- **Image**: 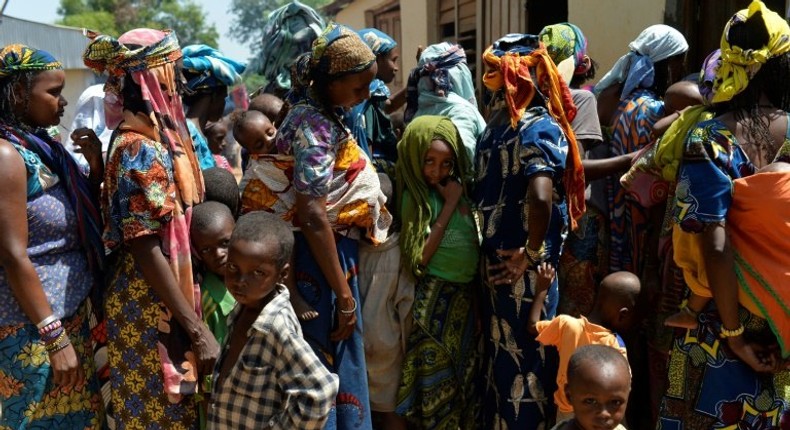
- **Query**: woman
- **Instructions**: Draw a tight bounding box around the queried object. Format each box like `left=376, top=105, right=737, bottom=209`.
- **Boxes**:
left=0, top=44, right=104, bottom=428
left=474, top=33, right=585, bottom=430
left=659, top=2, right=790, bottom=427
left=182, top=44, right=246, bottom=170
left=245, top=23, right=391, bottom=429
left=594, top=24, right=688, bottom=276
left=404, top=42, right=486, bottom=165
left=83, top=29, right=219, bottom=429
left=395, top=116, right=479, bottom=429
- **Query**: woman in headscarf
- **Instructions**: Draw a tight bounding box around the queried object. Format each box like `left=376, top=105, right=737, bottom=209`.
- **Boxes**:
left=0, top=44, right=104, bottom=428
left=240, top=23, right=391, bottom=430
left=658, top=2, right=790, bottom=427
left=474, top=33, right=585, bottom=430
left=394, top=116, right=479, bottom=429
left=182, top=44, right=246, bottom=170
left=594, top=24, right=688, bottom=277
left=83, top=29, right=219, bottom=429
left=404, top=42, right=486, bottom=165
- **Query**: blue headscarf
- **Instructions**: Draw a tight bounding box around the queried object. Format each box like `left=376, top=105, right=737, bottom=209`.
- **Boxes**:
left=358, top=28, right=397, bottom=56
left=182, top=44, right=246, bottom=90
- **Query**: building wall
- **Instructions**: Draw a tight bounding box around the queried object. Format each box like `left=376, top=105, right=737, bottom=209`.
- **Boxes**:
left=61, top=70, right=100, bottom=134
left=569, top=0, right=665, bottom=84
left=334, top=0, right=381, bottom=29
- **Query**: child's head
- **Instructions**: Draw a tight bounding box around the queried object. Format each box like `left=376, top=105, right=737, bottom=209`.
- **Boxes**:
left=203, top=167, right=241, bottom=217
left=390, top=111, right=405, bottom=140
left=231, top=110, right=277, bottom=155
left=397, top=116, right=469, bottom=189
left=565, top=344, right=631, bottom=430
left=191, top=201, right=236, bottom=277
left=203, top=119, right=228, bottom=155
left=593, top=271, right=641, bottom=333
left=226, top=211, right=294, bottom=308
left=664, top=80, right=703, bottom=113
left=249, top=93, right=285, bottom=126
left=759, top=161, right=790, bottom=173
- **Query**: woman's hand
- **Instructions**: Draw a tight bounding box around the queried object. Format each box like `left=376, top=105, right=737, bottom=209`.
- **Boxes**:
left=727, top=335, right=779, bottom=373
left=435, top=179, right=462, bottom=206
left=70, top=128, right=102, bottom=169
left=487, top=248, right=529, bottom=285
left=190, top=326, right=221, bottom=376
left=49, top=342, right=85, bottom=387
left=330, top=295, right=357, bottom=342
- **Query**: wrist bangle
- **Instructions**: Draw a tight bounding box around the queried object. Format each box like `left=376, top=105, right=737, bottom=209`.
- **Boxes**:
left=433, top=222, right=445, bottom=230
left=44, top=330, right=69, bottom=352
left=339, top=297, right=357, bottom=315
left=525, top=243, right=545, bottom=263
left=39, top=319, right=62, bottom=336
left=36, top=315, right=58, bottom=329
left=720, top=324, right=745, bottom=338
left=41, top=325, right=65, bottom=343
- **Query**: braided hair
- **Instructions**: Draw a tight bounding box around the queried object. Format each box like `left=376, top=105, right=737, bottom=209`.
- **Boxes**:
left=0, top=71, right=36, bottom=126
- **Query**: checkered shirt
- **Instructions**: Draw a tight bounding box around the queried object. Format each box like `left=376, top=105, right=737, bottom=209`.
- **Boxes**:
left=208, top=287, right=339, bottom=429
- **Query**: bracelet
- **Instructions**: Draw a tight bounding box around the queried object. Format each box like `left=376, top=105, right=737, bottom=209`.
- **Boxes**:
left=36, top=315, right=58, bottom=329
left=525, top=243, right=545, bottom=264
left=720, top=324, right=745, bottom=339
left=39, top=319, right=62, bottom=336
left=41, top=325, right=65, bottom=344
left=339, top=297, right=357, bottom=315
left=44, top=330, right=70, bottom=352
left=46, top=338, right=71, bottom=354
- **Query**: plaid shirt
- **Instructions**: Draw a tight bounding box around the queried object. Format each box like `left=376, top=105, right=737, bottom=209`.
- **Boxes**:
left=208, top=286, right=339, bottom=429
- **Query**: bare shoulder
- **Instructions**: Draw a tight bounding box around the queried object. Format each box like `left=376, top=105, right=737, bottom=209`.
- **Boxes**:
left=0, top=138, right=25, bottom=175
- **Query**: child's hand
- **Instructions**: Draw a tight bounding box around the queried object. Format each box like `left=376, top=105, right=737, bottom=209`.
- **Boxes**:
left=535, top=262, right=556, bottom=294
left=435, top=179, right=462, bottom=206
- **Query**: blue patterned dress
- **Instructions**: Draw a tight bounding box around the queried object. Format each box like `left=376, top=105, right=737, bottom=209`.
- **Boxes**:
left=474, top=105, right=569, bottom=430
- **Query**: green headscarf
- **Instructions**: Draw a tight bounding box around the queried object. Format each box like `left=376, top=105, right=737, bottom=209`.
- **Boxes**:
left=396, top=115, right=472, bottom=278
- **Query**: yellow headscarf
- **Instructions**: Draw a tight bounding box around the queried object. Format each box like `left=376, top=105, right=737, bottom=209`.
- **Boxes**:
left=712, top=0, right=790, bottom=103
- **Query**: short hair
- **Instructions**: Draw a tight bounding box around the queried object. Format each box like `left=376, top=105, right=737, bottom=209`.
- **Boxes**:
left=191, top=201, right=234, bottom=234
left=567, top=344, right=630, bottom=385
left=249, top=93, right=284, bottom=123
left=230, top=109, right=271, bottom=138
left=231, top=211, right=294, bottom=269
left=202, top=167, right=240, bottom=216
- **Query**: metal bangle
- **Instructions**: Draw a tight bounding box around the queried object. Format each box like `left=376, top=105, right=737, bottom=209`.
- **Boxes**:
left=339, top=297, right=358, bottom=315
left=36, top=315, right=58, bottom=329
left=720, top=324, right=745, bottom=339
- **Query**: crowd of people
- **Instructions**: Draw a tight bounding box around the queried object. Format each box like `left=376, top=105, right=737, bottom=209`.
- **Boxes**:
left=0, top=0, right=788, bottom=429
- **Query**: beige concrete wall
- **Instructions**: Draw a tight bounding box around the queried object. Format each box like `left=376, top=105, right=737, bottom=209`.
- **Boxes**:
left=569, top=0, right=666, bottom=84
left=334, top=0, right=381, bottom=29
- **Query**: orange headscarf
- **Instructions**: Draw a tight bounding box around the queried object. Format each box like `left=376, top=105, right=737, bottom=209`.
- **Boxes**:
left=482, top=34, right=585, bottom=229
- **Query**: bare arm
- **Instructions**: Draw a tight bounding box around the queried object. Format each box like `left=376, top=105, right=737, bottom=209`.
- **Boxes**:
left=295, top=193, right=356, bottom=341
left=385, top=87, right=408, bottom=114
left=0, top=139, right=83, bottom=387
left=420, top=181, right=462, bottom=266
left=526, top=174, right=553, bottom=251
left=527, top=263, right=555, bottom=335
left=582, top=154, right=634, bottom=181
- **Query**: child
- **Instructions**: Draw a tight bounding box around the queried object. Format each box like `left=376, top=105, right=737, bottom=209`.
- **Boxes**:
left=231, top=110, right=278, bottom=156
left=533, top=271, right=640, bottom=423
left=550, top=344, right=631, bottom=430
left=358, top=173, right=412, bottom=430
left=202, top=166, right=241, bottom=217
left=203, top=119, right=234, bottom=172
left=208, top=211, right=339, bottom=429
left=191, top=201, right=237, bottom=346
left=249, top=93, right=287, bottom=128
left=395, top=116, right=479, bottom=429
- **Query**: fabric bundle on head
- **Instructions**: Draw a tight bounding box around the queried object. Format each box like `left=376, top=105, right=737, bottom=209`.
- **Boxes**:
left=396, top=115, right=471, bottom=277
left=594, top=24, right=688, bottom=100
left=482, top=33, right=586, bottom=229
left=404, top=43, right=475, bottom=123
left=539, top=23, right=590, bottom=78
left=712, top=0, right=790, bottom=103
left=0, top=44, right=61, bottom=78
left=699, top=49, right=721, bottom=104
left=182, top=44, right=246, bottom=91
left=358, top=28, right=397, bottom=57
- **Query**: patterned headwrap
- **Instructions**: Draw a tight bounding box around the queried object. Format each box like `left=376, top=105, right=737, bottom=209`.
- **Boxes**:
left=594, top=24, right=688, bottom=100
left=0, top=44, right=61, bottom=78
left=712, top=0, right=790, bottom=103
left=83, top=29, right=204, bottom=398
left=404, top=43, right=469, bottom=123
left=482, top=33, right=585, bottom=229
left=182, top=44, right=246, bottom=91
left=358, top=28, right=397, bottom=56
left=539, top=23, right=591, bottom=77
left=396, top=115, right=472, bottom=278
left=699, top=49, right=721, bottom=104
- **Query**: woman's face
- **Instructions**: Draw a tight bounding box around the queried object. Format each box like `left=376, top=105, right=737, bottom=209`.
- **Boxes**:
left=326, top=63, right=378, bottom=109
left=422, top=139, right=455, bottom=187
left=377, top=47, right=399, bottom=84
left=16, top=69, right=67, bottom=128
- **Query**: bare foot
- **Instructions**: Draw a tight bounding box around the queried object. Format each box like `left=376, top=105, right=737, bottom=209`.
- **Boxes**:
left=664, top=307, right=699, bottom=329
left=290, top=291, right=319, bottom=321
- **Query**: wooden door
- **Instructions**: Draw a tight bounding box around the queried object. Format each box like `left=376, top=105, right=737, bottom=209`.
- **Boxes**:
left=369, top=1, right=404, bottom=92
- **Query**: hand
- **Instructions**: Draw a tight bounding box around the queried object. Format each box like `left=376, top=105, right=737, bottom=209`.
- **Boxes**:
left=191, top=327, right=221, bottom=376
left=435, top=179, right=462, bottom=206
left=727, top=335, right=778, bottom=373
left=487, top=248, right=529, bottom=286
left=49, top=342, right=85, bottom=387
left=330, top=296, right=357, bottom=342
left=70, top=128, right=103, bottom=168
left=535, top=262, right=556, bottom=295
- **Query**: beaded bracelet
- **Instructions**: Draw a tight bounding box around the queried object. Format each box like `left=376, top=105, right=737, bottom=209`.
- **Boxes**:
left=36, top=315, right=58, bottom=329
left=44, top=330, right=69, bottom=353
left=720, top=324, right=745, bottom=339
left=339, top=297, right=358, bottom=315
left=41, top=325, right=65, bottom=344
left=46, top=338, right=71, bottom=354
left=39, top=319, right=62, bottom=336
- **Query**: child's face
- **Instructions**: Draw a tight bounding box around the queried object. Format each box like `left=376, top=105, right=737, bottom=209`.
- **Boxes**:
left=225, top=239, right=287, bottom=308
left=236, top=117, right=276, bottom=155
left=422, top=139, right=455, bottom=187
left=192, top=217, right=235, bottom=277
left=376, top=48, right=399, bottom=84
left=566, top=361, right=631, bottom=430
left=205, top=121, right=228, bottom=155
left=326, top=63, right=378, bottom=109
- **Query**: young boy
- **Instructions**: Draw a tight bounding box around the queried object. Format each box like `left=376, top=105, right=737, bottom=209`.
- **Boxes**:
left=208, top=211, right=338, bottom=429
left=551, top=344, right=631, bottom=430
left=203, top=119, right=234, bottom=172
left=202, top=166, right=241, bottom=217
left=191, top=201, right=236, bottom=345
left=232, top=110, right=278, bottom=156
left=531, top=271, right=640, bottom=422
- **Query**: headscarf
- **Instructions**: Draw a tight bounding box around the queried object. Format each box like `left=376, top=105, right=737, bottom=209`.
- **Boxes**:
left=258, top=0, right=325, bottom=91
left=0, top=44, right=104, bottom=307
left=539, top=23, right=591, bottom=77
left=358, top=28, right=397, bottom=56
left=404, top=42, right=473, bottom=123
left=712, top=0, right=790, bottom=103
left=482, top=33, right=585, bottom=230
left=699, top=49, right=721, bottom=104
left=396, top=116, right=472, bottom=278
left=181, top=44, right=246, bottom=91
left=0, top=44, right=61, bottom=78
left=594, top=24, right=688, bottom=100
